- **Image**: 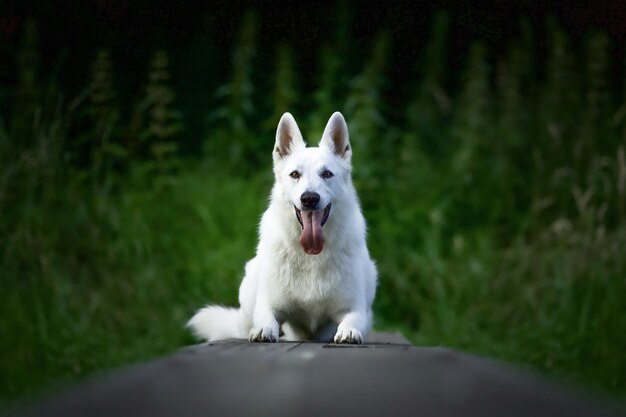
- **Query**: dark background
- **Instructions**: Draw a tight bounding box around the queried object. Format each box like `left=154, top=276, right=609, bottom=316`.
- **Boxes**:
left=3, top=1, right=626, bottom=129
left=2, top=0, right=626, bottom=411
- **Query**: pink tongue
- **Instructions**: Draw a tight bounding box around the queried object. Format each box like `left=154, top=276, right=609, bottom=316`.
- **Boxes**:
left=299, top=210, right=324, bottom=255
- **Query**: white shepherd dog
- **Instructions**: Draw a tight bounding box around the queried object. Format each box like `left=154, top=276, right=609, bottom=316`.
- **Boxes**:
left=188, top=112, right=377, bottom=344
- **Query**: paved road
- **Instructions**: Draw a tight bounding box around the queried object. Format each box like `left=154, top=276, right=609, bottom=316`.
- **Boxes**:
left=19, top=333, right=621, bottom=417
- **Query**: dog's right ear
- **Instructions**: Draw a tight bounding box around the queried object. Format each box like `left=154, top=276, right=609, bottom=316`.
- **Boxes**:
left=274, top=112, right=305, bottom=161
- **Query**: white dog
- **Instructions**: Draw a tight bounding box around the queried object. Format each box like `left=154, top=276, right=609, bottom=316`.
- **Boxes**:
left=188, top=112, right=377, bottom=344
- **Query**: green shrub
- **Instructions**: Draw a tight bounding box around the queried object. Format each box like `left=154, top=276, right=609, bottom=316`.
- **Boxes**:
left=1, top=10, right=625, bottom=409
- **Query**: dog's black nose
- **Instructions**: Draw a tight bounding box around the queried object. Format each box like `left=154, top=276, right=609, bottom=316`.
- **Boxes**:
left=301, top=191, right=320, bottom=209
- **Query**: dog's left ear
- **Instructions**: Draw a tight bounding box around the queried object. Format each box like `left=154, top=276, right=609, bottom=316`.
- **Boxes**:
left=319, top=112, right=351, bottom=161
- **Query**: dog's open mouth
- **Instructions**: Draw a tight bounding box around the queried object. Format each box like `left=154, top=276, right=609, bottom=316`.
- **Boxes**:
left=294, top=204, right=331, bottom=255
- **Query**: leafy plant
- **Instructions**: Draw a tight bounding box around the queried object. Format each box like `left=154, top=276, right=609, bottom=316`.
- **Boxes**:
left=2, top=10, right=626, bottom=409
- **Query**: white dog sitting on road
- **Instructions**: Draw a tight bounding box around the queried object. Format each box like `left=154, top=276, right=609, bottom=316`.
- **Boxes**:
left=188, top=112, right=377, bottom=344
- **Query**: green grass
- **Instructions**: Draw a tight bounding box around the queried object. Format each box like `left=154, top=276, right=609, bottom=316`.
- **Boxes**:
left=2, top=155, right=625, bottom=408
left=384, top=226, right=626, bottom=400
left=0, top=162, right=271, bottom=404
left=2, top=7, right=626, bottom=411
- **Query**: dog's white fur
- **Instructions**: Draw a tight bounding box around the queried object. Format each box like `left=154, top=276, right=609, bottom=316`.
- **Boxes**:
left=188, top=112, right=377, bottom=344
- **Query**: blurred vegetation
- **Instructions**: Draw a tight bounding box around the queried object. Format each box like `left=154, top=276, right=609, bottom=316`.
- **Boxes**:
left=1, top=7, right=626, bottom=410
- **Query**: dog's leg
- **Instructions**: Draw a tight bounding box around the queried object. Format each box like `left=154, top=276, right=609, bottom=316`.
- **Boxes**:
left=248, top=296, right=280, bottom=343
left=333, top=309, right=370, bottom=344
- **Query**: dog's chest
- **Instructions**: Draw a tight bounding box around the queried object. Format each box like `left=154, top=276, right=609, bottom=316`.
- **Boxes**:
left=270, top=252, right=348, bottom=318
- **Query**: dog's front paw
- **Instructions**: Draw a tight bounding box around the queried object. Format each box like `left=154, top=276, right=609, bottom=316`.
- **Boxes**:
left=334, top=328, right=363, bottom=344
left=249, top=326, right=279, bottom=343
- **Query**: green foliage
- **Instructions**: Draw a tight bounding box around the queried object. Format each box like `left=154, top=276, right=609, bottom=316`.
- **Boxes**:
left=89, top=49, right=118, bottom=120
left=540, top=16, right=581, bottom=172
left=121, top=49, right=185, bottom=165
left=206, top=10, right=258, bottom=166
left=86, top=49, right=122, bottom=175
left=307, top=0, right=352, bottom=140
left=307, top=46, right=341, bottom=140
left=266, top=42, right=296, bottom=131
left=12, top=18, right=40, bottom=144
left=0, top=159, right=267, bottom=405
left=407, top=10, right=451, bottom=138
left=451, top=42, right=492, bottom=174
left=2, top=10, right=626, bottom=410
left=345, top=31, right=390, bottom=178
left=143, top=50, right=184, bottom=160
left=580, top=29, right=612, bottom=156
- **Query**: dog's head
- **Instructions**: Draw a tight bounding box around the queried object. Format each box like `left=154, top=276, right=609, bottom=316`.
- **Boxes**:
left=272, top=112, right=352, bottom=255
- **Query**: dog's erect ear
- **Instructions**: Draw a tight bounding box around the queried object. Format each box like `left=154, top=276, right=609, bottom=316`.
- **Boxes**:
left=319, top=112, right=351, bottom=161
left=274, top=112, right=305, bottom=160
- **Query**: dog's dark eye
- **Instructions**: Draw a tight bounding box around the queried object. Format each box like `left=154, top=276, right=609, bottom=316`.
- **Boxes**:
left=289, top=171, right=300, bottom=179
left=321, top=170, right=334, bottom=179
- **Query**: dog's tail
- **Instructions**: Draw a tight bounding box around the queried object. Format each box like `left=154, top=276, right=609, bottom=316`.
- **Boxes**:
left=187, top=305, right=249, bottom=341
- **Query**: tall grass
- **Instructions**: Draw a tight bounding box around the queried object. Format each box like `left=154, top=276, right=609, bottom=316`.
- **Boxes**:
left=1, top=9, right=625, bottom=409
